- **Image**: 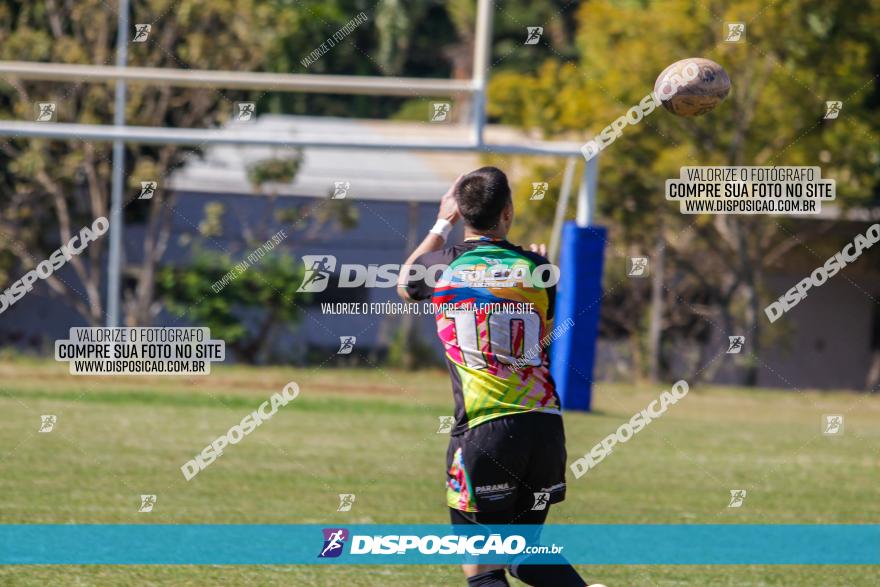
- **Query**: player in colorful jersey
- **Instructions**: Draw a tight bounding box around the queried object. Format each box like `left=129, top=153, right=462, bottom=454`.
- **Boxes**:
left=399, top=167, right=588, bottom=587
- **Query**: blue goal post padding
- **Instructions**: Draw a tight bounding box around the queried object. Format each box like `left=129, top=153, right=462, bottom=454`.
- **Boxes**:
left=550, top=222, right=607, bottom=412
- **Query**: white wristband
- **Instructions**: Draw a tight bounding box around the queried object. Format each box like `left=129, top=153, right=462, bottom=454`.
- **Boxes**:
left=429, top=218, right=453, bottom=242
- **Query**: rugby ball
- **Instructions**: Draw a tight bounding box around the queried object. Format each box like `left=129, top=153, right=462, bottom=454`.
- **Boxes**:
left=654, top=58, right=731, bottom=117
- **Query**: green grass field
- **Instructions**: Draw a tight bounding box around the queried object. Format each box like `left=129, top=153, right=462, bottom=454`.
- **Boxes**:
left=1, top=357, right=877, bottom=586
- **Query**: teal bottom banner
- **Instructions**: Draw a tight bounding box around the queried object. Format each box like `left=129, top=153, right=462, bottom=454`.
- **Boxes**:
left=1, top=525, right=878, bottom=565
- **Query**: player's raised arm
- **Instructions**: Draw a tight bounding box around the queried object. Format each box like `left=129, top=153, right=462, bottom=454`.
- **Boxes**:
left=397, top=176, right=462, bottom=302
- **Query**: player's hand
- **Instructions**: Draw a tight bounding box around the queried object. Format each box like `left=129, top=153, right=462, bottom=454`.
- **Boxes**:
left=437, top=175, right=463, bottom=224
left=529, top=243, right=547, bottom=257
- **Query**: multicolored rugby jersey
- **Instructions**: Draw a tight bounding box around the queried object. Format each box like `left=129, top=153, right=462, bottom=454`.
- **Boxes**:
left=405, top=237, right=562, bottom=437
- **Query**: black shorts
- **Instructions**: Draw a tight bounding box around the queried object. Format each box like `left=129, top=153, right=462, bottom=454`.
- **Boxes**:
left=445, top=411, right=567, bottom=520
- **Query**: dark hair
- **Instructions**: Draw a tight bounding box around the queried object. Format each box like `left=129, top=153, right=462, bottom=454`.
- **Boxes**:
left=454, top=167, right=512, bottom=230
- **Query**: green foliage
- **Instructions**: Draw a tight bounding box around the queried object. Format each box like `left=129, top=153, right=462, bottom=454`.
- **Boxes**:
left=157, top=245, right=307, bottom=364
left=490, top=0, right=880, bottom=217
left=486, top=0, right=880, bottom=382
left=505, top=159, right=573, bottom=246
left=0, top=0, right=308, bottom=323
left=374, top=0, right=429, bottom=75
left=247, top=155, right=302, bottom=190
left=314, top=198, right=360, bottom=230
left=198, top=202, right=226, bottom=238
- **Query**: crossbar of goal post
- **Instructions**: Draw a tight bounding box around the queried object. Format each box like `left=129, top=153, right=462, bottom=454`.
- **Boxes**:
left=0, top=0, right=603, bottom=411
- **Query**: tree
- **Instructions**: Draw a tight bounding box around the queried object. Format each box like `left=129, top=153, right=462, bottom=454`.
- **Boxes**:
left=157, top=243, right=306, bottom=365
left=487, top=0, right=880, bottom=383
left=157, top=150, right=359, bottom=365
left=0, top=0, right=369, bottom=326
left=0, top=1, right=276, bottom=324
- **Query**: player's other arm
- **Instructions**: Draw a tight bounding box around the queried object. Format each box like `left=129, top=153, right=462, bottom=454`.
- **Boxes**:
left=397, top=176, right=462, bottom=302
